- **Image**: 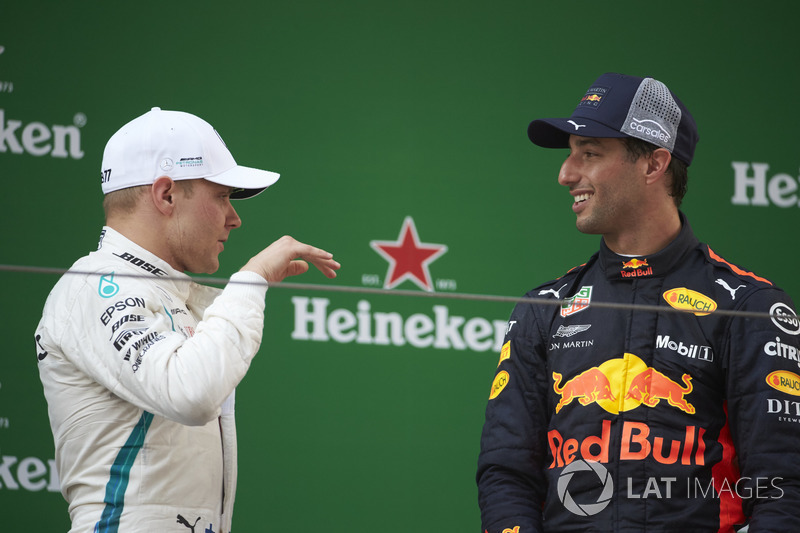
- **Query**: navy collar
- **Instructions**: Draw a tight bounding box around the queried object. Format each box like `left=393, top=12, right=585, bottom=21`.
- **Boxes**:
left=599, top=212, right=699, bottom=280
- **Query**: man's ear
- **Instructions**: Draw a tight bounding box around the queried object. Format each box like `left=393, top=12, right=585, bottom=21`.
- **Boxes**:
left=151, top=176, right=177, bottom=215
left=645, top=148, right=672, bottom=185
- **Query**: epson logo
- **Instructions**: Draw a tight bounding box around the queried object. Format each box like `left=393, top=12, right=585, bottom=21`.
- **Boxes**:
left=0, top=109, right=84, bottom=159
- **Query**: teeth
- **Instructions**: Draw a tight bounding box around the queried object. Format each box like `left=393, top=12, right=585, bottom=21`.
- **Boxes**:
left=574, top=193, right=592, bottom=203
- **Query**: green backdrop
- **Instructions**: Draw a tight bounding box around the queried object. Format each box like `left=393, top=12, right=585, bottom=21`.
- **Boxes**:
left=2, top=2, right=799, bottom=531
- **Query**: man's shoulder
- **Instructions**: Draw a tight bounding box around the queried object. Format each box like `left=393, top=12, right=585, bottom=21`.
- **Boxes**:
left=524, top=257, right=594, bottom=298
left=693, top=243, right=797, bottom=314
left=48, top=248, right=166, bottom=307
left=700, top=244, right=774, bottom=288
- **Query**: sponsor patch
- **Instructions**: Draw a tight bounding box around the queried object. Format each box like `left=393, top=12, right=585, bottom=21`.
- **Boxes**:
left=498, top=341, right=511, bottom=367
left=764, top=337, right=799, bottom=363
left=656, top=334, right=713, bottom=362
left=489, top=371, right=509, bottom=400
left=663, top=288, right=717, bottom=316
left=766, top=370, right=800, bottom=396
left=554, top=324, right=591, bottom=338
left=620, top=257, right=653, bottom=278
left=98, top=272, right=120, bottom=298
left=561, top=286, right=592, bottom=317
left=552, top=353, right=695, bottom=415
left=578, top=86, right=609, bottom=108
left=771, top=303, right=800, bottom=335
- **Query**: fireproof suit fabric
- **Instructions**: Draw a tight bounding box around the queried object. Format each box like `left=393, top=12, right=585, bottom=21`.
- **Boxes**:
left=477, top=213, right=800, bottom=532
left=35, top=227, right=268, bottom=533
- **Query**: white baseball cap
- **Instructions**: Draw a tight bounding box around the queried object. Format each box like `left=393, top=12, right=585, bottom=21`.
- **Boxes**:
left=101, top=107, right=280, bottom=199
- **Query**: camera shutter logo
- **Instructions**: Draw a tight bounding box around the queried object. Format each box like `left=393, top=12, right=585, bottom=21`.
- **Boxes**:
left=556, top=459, right=613, bottom=516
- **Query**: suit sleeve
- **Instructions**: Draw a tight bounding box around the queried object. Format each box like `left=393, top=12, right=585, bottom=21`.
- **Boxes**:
left=725, top=287, right=800, bottom=530
left=46, top=270, right=268, bottom=426
left=477, top=301, right=550, bottom=533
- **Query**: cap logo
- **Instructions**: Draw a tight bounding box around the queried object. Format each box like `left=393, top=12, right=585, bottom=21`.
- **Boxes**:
left=160, top=158, right=174, bottom=171
left=567, top=120, right=586, bottom=131
left=177, top=156, right=204, bottom=168
left=578, top=86, right=609, bottom=109
left=628, top=118, right=671, bottom=144
left=621, top=78, right=680, bottom=153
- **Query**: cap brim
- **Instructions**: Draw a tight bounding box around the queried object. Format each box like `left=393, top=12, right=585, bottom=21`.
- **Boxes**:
left=528, top=118, right=628, bottom=148
left=206, top=165, right=281, bottom=199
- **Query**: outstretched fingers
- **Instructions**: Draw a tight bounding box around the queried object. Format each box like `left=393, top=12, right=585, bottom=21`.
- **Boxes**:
left=241, top=236, right=340, bottom=282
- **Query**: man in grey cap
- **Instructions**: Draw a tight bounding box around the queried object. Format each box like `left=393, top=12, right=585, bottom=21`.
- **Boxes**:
left=477, top=73, right=800, bottom=532
left=36, top=108, right=340, bottom=533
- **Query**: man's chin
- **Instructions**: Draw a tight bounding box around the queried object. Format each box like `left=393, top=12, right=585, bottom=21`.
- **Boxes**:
left=575, top=218, right=603, bottom=235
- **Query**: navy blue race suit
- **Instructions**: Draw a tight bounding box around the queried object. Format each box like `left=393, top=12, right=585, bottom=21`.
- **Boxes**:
left=477, top=213, right=800, bottom=532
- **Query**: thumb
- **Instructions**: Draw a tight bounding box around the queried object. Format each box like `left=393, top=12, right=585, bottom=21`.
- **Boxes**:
left=284, top=260, right=310, bottom=279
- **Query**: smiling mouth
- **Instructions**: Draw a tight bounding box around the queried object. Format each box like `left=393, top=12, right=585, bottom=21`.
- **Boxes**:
left=574, top=193, right=593, bottom=204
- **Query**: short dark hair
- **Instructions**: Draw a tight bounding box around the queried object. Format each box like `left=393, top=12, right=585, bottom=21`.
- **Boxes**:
left=622, top=137, right=688, bottom=207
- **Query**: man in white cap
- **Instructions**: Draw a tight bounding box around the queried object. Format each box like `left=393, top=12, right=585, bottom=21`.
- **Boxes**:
left=35, top=108, right=340, bottom=533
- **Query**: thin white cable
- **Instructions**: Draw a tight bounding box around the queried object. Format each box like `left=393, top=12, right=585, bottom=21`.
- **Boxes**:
left=0, top=263, right=786, bottom=321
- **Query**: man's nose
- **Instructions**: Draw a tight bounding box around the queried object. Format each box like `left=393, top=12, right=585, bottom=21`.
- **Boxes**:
left=558, top=156, right=579, bottom=187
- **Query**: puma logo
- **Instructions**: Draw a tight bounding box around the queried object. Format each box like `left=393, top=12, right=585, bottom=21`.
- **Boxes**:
left=539, top=283, right=568, bottom=298
left=177, top=515, right=200, bottom=533
left=715, top=278, right=746, bottom=300
left=567, top=120, right=586, bottom=130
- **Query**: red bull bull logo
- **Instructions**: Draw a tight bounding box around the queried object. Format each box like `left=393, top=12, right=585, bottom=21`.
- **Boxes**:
left=620, top=258, right=653, bottom=278
left=581, top=94, right=603, bottom=103
left=553, top=368, right=615, bottom=413
left=551, top=353, right=695, bottom=415
left=622, top=258, right=648, bottom=269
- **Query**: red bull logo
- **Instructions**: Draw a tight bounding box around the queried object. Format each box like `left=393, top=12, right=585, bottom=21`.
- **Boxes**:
left=553, top=368, right=615, bottom=413
left=625, top=368, right=695, bottom=414
left=551, top=353, right=695, bottom=415
left=621, top=258, right=648, bottom=269
left=548, top=419, right=707, bottom=468
left=620, top=258, right=653, bottom=278
left=581, top=94, right=603, bottom=103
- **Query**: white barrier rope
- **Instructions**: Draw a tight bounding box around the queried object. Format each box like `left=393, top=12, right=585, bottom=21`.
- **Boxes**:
left=0, top=263, right=786, bottom=321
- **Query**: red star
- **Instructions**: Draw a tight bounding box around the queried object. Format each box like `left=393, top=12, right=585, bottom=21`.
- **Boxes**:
left=370, top=217, right=448, bottom=291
